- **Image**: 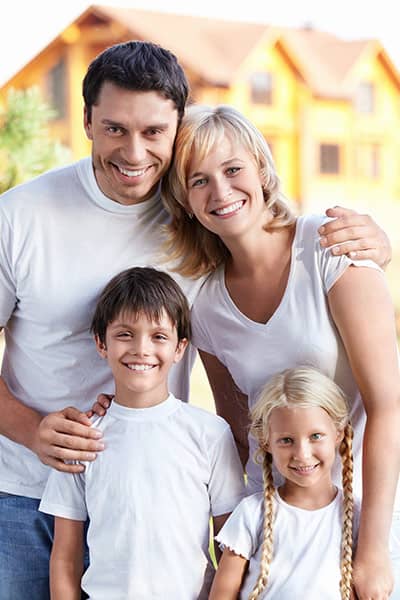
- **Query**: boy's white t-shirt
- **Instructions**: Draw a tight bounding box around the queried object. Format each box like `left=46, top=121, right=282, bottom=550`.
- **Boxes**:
left=216, top=489, right=359, bottom=599
left=39, top=395, right=245, bottom=600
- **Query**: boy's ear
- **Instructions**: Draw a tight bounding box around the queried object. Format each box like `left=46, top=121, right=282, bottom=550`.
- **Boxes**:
left=95, top=335, right=107, bottom=358
left=174, top=338, right=189, bottom=364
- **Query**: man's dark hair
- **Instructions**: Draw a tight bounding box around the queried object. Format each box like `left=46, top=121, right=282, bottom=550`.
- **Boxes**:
left=91, top=267, right=191, bottom=344
left=83, top=40, right=189, bottom=122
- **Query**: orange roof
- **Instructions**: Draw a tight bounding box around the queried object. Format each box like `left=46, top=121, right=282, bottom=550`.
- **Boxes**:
left=84, top=5, right=268, bottom=84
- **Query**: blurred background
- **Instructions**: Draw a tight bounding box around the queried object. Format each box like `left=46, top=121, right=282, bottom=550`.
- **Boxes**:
left=1, top=1, right=399, bottom=412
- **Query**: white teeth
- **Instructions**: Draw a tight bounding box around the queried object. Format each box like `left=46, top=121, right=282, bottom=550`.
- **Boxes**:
left=126, top=364, right=154, bottom=371
left=118, top=166, right=147, bottom=177
left=292, top=465, right=318, bottom=472
left=214, top=201, right=243, bottom=216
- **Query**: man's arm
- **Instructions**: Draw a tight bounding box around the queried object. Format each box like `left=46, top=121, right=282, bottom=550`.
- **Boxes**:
left=50, top=516, right=85, bottom=600
left=0, top=334, right=104, bottom=473
left=319, top=206, right=391, bottom=268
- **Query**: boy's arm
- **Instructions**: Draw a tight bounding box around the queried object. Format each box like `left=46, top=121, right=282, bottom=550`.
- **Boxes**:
left=209, top=548, right=248, bottom=600
left=50, top=516, right=85, bottom=600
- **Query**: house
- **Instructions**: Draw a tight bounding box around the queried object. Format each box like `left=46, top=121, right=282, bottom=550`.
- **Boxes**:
left=2, top=4, right=400, bottom=217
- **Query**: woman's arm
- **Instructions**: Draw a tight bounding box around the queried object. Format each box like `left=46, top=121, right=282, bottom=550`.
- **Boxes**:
left=199, top=350, right=249, bottom=467
left=209, top=548, right=248, bottom=600
left=50, top=517, right=85, bottom=600
left=319, top=207, right=391, bottom=268
left=328, top=266, right=400, bottom=600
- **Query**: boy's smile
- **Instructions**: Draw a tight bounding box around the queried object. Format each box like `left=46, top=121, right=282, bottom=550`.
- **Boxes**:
left=95, top=309, right=187, bottom=408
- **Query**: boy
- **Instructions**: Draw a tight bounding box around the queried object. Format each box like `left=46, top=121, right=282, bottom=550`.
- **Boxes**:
left=39, top=267, right=245, bottom=599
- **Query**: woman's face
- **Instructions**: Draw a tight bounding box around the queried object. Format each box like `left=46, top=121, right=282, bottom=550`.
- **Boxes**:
left=186, top=135, right=268, bottom=242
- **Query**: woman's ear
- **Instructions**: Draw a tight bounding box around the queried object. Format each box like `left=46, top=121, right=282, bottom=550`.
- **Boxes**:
left=95, top=335, right=107, bottom=359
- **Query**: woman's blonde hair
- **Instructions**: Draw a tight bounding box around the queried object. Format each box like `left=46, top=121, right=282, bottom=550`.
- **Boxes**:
left=249, top=367, right=354, bottom=600
left=162, top=104, right=295, bottom=278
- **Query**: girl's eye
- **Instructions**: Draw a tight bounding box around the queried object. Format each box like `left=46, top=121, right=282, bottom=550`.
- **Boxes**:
left=310, top=433, right=323, bottom=441
left=279, top=437, right=293, bottom=445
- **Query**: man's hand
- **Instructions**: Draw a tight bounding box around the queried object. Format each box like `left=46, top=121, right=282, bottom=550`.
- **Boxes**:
left=318, top=206, right=392, bottom=269
left=32, top=407, right=104, bottom=472
left=352, top=550, right=393, bottom=600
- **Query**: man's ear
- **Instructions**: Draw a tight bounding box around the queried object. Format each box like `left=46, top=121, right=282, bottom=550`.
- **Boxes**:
left=84, top=106, right=93, bottom=141
left=174, top=338, right=189, bottom=364
left=95, top=335, right=107, bottom=358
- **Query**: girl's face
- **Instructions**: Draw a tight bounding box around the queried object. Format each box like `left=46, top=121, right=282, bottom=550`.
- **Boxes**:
left=267, top=406, right=343, bottom=499
left=186, top=135, right=270, bottom=243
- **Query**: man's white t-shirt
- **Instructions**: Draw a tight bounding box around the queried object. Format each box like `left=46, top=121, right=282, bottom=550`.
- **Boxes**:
left=0, top=158, right=204, bottom=499
left=39, top=395, right=245, bottom=600
left=216, top=489, right=359, bottom=599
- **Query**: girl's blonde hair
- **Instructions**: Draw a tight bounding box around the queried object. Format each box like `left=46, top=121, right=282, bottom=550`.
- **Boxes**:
left=249, top=367, right=354, bottom=600
left=162, top=104, right=295, bottom=278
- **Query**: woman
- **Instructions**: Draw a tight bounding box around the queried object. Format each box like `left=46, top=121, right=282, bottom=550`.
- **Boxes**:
left=162, top=104, right=400, bottom=599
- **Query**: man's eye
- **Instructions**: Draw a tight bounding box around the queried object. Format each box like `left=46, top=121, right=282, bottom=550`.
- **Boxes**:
left=107, top=126, right=122, bottom=134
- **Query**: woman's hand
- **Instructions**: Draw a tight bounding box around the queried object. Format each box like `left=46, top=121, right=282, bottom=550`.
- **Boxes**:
left=352, top=550, right=393, bottom=600
left=319, top=206, right=391, bottom=268
left=87, top=393, right=113, bottom=418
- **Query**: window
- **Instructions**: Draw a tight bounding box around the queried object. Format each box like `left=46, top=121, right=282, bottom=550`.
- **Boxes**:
left=354, top=82, right=375, bottom=114
left=319, top=144, right=340, bottom=174
left=249, top=72, right=273, bottom=105
left=47, top=58, right=67, bottom=119
left=356, top=144, right=380, bottom=178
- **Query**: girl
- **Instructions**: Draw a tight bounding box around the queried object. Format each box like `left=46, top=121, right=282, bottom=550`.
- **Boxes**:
left=162, top=104, right=400, bottom=598
left=209, top=367, right=356, bottom=599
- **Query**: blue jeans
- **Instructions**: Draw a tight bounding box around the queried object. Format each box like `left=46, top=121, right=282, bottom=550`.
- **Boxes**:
left=0, top=492, right=89, bottom=600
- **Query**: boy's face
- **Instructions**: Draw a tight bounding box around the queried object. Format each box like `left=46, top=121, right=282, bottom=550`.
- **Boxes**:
left=84, top=82, right=178, bottom=206
left=96, top=310, right=187, bottom=408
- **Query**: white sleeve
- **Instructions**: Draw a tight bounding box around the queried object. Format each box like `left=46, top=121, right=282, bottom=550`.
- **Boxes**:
left=215, top=496, right=260, bottom=559
left=0, top=207, right=17, bottom=326
left=39, top=467, right=87, bottom=521
left=208, top=425, right=246, bottom=517
left=190, top=301, right=216, bottom=355
left=317, top=242, right=383, bottom=294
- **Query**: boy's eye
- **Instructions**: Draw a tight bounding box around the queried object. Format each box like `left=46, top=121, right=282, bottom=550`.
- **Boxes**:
left=154, top=333, right=168, bottom=341
left=117, top=331, right=131, bottom=338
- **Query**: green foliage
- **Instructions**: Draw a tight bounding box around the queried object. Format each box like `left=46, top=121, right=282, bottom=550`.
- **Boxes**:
left=0, top=87, right=70, bottom=193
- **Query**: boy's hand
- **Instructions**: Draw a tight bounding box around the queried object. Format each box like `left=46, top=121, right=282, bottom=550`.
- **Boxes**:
left=318, top=206, right=391, bottom=268
left=33, top=407, right=104, bottom=472
left=87, top=394, right=113, bottom=418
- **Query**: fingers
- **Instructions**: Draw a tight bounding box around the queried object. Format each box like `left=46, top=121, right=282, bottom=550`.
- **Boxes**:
left=35, top=408, right=105, bottom=469
left=91, top=394, right=113, bottom=417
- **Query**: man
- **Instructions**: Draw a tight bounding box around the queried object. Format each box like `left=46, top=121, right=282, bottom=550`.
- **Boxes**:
left=0, top=40, right=391, bottom=598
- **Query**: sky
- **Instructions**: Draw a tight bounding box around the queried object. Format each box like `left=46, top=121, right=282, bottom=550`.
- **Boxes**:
left=1, top=0, right=399, bottom=86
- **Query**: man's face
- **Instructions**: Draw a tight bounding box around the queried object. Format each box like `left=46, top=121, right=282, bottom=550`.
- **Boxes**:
left=84, top=82, right=179, bottom=205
